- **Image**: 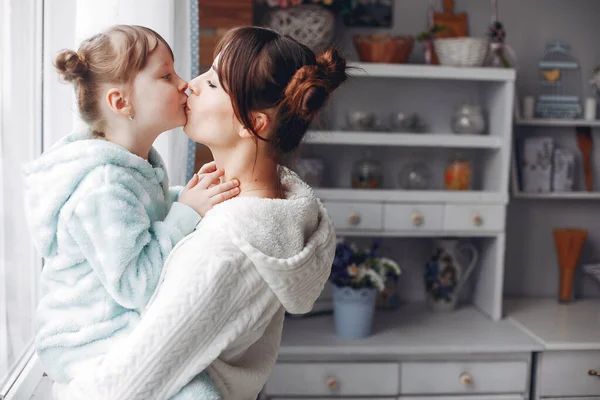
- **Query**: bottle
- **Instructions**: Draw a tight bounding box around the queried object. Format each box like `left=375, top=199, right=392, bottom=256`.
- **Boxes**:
left=445, top=153, right=472, bottom=190
left=352, top=150, right=383, bottom=189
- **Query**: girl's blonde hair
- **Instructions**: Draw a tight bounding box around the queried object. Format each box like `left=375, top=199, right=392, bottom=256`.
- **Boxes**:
left=55, top=25, right=174, bottom=137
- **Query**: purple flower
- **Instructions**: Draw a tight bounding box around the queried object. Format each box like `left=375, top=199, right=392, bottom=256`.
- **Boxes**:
left=332, top=242, right=354, bottom=270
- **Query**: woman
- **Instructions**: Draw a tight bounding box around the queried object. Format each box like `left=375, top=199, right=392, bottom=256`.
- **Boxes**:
left=61, top=26, right=349, bottom=400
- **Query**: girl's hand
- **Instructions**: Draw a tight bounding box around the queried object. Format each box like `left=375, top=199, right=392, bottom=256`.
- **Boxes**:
left=178, top=165, right=239, bottom=217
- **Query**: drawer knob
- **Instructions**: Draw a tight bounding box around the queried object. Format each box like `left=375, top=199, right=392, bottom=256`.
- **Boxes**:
left=589, top=369, right=600, bottom=377
left=347, top=212, right=361, bottom=226
left=459, top=372, right=473, bottom=385
left=326, top=376, right=339, bottom=390
left=472, top=214, right=483, bottom=226
left=412, top=213, right=424, bottom=227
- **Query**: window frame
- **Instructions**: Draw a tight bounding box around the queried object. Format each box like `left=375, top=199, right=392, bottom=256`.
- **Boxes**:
left=0, top=0, right=44, bottom=398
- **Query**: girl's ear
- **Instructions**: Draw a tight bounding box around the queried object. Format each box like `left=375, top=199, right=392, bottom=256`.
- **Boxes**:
left=106, top=88, right=134, bottom=119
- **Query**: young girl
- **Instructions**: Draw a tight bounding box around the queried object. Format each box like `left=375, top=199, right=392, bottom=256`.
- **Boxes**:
left=23, top=25, right=234, bottom=399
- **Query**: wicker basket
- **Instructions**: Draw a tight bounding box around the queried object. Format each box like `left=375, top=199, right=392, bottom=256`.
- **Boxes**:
left=434, top=37, right=489, bottom=67
left=263, top=4, right=335, bottom=54
left=353, top=34, right=414, bottom=64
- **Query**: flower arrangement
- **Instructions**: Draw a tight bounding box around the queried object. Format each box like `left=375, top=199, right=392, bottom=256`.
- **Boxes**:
left=487, top=20, right=511, bottom=68
left=416, top=24, right=446, bottom=42
left=330, top=239, right=401, bottom=291
left=416, top=24, right=445, bottom=65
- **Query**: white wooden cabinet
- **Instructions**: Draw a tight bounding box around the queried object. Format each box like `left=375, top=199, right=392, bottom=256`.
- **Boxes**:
left=271, top=398, right=525, bottom=400
left=399, top=397, right=525, bottom=400
left=270, top=398, right=391, bottom=400
left=264, top=359, right=531, bottom=399
left=535, top=351, right=600, bottom=398
left=301, top=62, right=515, bottom=321
left=267, top=64, right=538, bottom=400
left=261, top=306, right=539, bottom=400
left=324, top=201, right=383, bottom=231
left=506, top=299, right=600, bottom=399
left=400, top=360, right=529, bottom=395
left=264, top=362, right=400, bottom=397
left=383, top=203, right=444, bottom=232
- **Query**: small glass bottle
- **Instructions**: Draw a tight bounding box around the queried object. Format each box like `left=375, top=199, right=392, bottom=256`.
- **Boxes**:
left=352, top=151, right=383, bottom=189
left=445, top=153, right=472, bottom=190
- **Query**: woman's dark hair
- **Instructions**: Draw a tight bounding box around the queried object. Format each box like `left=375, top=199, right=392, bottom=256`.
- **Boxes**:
left=214, top=26, right=349, bottom=155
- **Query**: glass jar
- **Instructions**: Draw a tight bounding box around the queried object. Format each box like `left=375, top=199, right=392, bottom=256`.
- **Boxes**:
left=445, top=154, right=472, bottom=190
left=451, top=104, right=486, bottom=135
left=352, top=151, right=383, bottom=189
left=398, top=162, right=431, bottom=190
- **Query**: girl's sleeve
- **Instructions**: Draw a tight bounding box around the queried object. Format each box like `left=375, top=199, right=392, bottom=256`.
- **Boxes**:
left=168, top=185, right=184, bottom=203
left=68, top=182, right=200, bottom=309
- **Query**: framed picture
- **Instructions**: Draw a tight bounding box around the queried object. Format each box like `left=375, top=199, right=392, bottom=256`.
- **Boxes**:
left=343, top=0, right=393, bottom=27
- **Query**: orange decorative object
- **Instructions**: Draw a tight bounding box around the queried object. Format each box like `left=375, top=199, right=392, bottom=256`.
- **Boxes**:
left=353, top=34, right=414, bottom=64
left=445, top=156, right=472, bottom=190
left=553, top=228, right=587, bottom=303
left=576, top=127, right=593, bottom=192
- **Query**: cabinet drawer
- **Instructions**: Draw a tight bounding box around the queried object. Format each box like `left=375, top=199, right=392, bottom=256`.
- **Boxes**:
left=395, top=397, right=524, bottom=400
left=324, top=202, right=383, bottom=231
left=400, top=361, right=528, bottom=395
left=443, top=204, right=505, bottom=231
left=539, top=350, right=600, bottom=397
left=384, top=204, right=443, bottom=231
left=264, top=362, right=399, bottom=396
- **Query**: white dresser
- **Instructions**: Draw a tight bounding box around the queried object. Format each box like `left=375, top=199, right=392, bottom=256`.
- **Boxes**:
left=262, top=305, right=542, bottom=399
left=507, top=298, right=600, bottom=399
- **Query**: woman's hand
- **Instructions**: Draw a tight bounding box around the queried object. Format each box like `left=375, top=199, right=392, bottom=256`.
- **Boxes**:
left=178, top=162, right=239, bottom=217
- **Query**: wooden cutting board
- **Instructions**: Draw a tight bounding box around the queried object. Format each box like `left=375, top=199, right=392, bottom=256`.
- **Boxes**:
left=432, top=0, right=468, bottom=64
left=198, top=0, right=253, bottom=67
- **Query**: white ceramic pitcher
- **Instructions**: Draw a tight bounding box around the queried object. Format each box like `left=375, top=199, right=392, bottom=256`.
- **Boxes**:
left=424, top=239, right=479, bottom=312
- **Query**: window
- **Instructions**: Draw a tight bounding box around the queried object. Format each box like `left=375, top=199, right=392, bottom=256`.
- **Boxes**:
left=0, top=0, right=43, bottom=396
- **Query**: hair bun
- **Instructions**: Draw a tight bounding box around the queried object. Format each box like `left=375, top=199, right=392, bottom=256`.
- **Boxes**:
left=55, top=49, right=88, bottom=82
left=283, top=48, right=348, bottom=122
left=316, top=47, right=348, bottom=92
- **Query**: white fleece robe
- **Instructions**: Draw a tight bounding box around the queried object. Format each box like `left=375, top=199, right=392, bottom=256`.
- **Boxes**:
left=55, top=168, right=336, bottom=400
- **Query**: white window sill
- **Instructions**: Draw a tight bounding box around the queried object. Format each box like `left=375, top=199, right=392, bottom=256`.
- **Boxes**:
left=2, top=352, right=45, bottom=400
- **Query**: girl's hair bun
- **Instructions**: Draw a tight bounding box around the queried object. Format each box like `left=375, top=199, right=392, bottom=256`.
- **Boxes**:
left=55, top=49, right=88, bottom=82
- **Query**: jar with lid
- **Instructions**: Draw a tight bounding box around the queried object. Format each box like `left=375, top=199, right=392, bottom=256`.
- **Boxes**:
left=352, top=151, right=383, bottom=189
left=445, top=153, right=472, bottom=190
left=451, top=104, right=486, bottom=135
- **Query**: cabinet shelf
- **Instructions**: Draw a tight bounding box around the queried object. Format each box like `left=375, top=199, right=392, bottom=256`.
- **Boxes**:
left=335, top=229, right=501, bottom=238
left=515, top=118, right=600, bottom=128
left=314, top=188, right=507, bottom=204
left=506, top=298, right=600, bottom=350
left=513, top=191, right=600, bottom=200
left=279, top=304, right=542, bottom=358
left=305, top=131, right=503, bottom=149
left=349, top=62, right=516, bottom=82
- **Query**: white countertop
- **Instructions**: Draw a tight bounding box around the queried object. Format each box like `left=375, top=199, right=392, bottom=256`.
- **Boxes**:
left=506, top=297, right=600, bottom=351
left=279, top=303, right=543, bottom=357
